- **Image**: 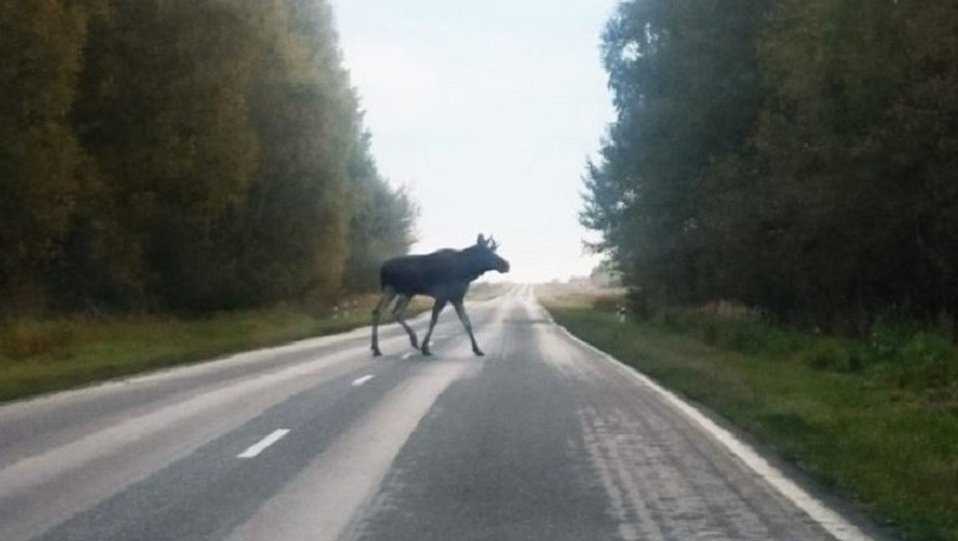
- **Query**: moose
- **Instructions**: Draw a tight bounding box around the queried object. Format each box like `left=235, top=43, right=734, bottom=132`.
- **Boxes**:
left=371, top=234, right=510, bottom=357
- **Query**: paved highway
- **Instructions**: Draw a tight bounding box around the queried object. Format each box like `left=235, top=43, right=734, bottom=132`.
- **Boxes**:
left=0, top=285, right=882, bottom=540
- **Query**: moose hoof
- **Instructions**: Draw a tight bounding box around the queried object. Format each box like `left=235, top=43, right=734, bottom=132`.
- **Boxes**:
left=372, top=348, right=382, bottom=357
left=421, top=347, right=432, bottom=356
left=473, top=348, right=485, bottom=357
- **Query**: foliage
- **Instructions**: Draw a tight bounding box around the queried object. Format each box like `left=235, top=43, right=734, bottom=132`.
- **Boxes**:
left=343, top=132, right=419, bottom=291
left=1, top=0, right=415, bottom=315
left=0, top=0, right=105, bottom=311
left=584, top=0, right=958, bottom=334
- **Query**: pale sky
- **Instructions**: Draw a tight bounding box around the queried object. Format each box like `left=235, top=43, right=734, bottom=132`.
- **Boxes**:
left=329, top=1, right=618, bottom=283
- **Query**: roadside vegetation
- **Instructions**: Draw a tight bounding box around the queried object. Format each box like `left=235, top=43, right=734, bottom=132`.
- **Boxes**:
left=583, top=1, right=958, bottom=335
left=540, top=286, right=958, bottom=541
left=579, top=3, right=958, bottom=537
left=0, top=295, right=435, bottom=403
left=2, top=1, right=416, bottom=314
left=0, top=281, right=511, bottom=403
left=1, top=2, right=419, bottom=399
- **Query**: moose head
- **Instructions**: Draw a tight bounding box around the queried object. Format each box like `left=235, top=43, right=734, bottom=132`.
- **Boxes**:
left=469, top=233, right=511, bottom=274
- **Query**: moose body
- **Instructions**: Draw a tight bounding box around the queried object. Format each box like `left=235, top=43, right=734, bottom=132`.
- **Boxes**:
left=371, top=234, right=510, bottom=356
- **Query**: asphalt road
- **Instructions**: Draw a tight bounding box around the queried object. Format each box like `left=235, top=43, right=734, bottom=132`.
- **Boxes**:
left=0, top=285, right=883, bottom=541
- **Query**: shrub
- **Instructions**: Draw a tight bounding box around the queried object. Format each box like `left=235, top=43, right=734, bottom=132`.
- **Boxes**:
left=868, top=324, right=914, bottom=362
left=0, top=320, right=75, bottom=359
left=728, top=322, right=768, bottom=354
left=657, top=310, right=681, bottom=331
left=703, top=322, right=719, bottom=346
left=895, top=333, right=957, bottom=390
left=592, top=295, right=622, bottom=313
left=626, top=288, right=652, bottom=320
left=901, top=333, right=953, bottom=366
left=803, top=339, right=854, bottom=372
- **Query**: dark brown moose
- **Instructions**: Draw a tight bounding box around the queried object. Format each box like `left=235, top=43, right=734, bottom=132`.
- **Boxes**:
left=371, top=234, right=510, bottom=356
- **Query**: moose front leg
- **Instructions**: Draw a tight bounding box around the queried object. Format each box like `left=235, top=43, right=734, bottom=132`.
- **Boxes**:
left=452, top=300, right=483, bottom=356
left=371, top=287, right=397, bottom=356
left=420, top=298, right=447, bottom=356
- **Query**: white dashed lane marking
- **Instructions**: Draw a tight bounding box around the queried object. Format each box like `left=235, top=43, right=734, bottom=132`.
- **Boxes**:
left=237, top=429, right=290, bottom=459
left=352, top=375, right=375, bottom=387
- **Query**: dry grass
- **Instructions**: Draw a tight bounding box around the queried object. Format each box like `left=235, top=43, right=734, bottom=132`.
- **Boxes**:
left=0, top=295, right=429, bottom=403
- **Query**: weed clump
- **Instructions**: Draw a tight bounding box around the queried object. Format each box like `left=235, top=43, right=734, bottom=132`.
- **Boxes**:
left=892, top=333, right=957, bottom=390
left=803, top=339, right=854, bottom=372
left=592, top=295, right=623, bottom=313
left=703, top=322, right=719, bottom=346
left=0, top=320, right=75, bottom=359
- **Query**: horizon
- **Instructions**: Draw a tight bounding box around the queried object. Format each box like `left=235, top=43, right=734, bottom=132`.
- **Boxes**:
left=330, top=0, right=619, bottom=283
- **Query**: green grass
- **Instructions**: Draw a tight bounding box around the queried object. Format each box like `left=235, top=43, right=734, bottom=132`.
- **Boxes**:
left=0, top=296, right=430, bottom=403
left=540, top=290, right=958, bottom=541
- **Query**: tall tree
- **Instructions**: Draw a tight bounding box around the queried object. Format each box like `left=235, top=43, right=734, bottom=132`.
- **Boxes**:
left=344, top=132, right=418, bottom=291
left=74, top=0, right=263, bottom=309
left=2, top=0, right=418, bottom=313
left=585, top=0, right=958, bottom=332
left=237, top=0, right=357, bottom=304
left=0, top=0, right=104, bottom=311
left=583, top=0, right=770, bottom=306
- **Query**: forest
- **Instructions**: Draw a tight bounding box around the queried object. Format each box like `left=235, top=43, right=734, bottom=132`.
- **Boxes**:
left=583, top=0, right=958, bottom=335
left=1, top=0, right=416, bottom=315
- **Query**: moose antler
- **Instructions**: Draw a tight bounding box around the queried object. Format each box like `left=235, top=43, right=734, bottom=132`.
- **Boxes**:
left=488, top=236, right=499, bottom=251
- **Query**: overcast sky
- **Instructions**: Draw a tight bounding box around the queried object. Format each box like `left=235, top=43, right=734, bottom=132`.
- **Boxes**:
left=329, top=1, right=619, bottom=283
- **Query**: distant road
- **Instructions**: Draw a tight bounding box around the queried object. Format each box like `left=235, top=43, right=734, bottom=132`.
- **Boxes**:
left=0, top=285, right=880, bottom=540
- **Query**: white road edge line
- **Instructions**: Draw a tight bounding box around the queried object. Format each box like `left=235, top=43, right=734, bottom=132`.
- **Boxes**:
left=551, top=321, right=873, bottom=541
left=401, top=352, right=413, bottom=360
left=352, top=375, right=375, bottom=387
left=238, top=429, right=290, bottom=459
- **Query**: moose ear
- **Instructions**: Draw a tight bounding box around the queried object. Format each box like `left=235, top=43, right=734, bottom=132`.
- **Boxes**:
left=477, top=233, right=486, bottom=246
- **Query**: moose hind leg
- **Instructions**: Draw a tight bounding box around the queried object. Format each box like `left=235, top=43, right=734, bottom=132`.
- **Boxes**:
left=371, top=287, right=397, bottom=356
left=421, top=299, right=447, bottom=356
left=392, top=295, right=418, bottom=349
left=453, top=301, right=483, bottom=356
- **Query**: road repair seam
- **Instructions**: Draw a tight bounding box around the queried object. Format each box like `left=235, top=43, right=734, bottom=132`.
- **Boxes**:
left=238, top=429, right=290, bottom=459
left=551, top=321, right=872, bottom=541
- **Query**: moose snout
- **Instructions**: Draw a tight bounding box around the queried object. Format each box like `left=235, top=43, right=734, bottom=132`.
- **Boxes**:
left=498, top=259, right=511, bottom=273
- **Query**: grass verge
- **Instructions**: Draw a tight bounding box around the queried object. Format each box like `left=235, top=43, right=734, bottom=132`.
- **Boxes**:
left=0, top=296, right=431, bottom=404
left=539, top=287, right=958, bottom=541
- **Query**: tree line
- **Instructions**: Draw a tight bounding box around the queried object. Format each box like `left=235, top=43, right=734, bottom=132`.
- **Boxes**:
left=583, top=0, right=958, bottom=334
left=1, top=0, right=415, bottom=314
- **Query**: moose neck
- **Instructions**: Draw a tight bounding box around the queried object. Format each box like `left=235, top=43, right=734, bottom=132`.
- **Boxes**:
left=457, top=248, right=494, bottom=282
